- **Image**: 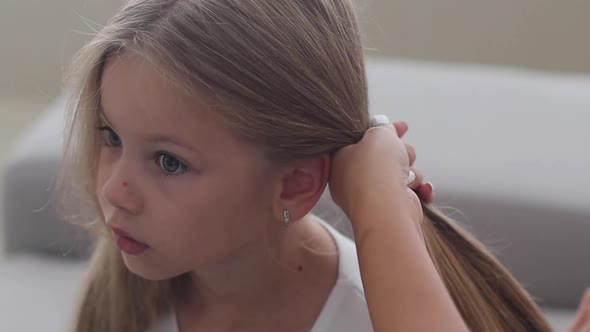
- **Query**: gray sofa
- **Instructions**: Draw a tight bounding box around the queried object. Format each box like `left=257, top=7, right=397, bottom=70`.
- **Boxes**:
left=2, top=57, right=589, bottom=331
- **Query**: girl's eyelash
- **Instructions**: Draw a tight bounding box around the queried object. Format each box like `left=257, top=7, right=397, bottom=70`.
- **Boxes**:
left=97, top=125, right=113, bottom=134
left=155, top=151, right=190, bottom=176
left=96, top=125, right=121, bottom=147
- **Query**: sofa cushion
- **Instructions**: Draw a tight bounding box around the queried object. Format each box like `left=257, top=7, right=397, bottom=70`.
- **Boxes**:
left=0, top=254, right=87, bottom=332
left=1, top=98, right=95, bottom=259
left=3, top=57, right=589, bottom=310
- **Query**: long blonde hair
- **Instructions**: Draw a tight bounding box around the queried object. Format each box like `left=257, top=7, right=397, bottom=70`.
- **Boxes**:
left=61, top=0, right=552, bottom=331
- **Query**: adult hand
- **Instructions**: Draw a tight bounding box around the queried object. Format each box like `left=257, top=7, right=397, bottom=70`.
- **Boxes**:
left=392, top=121, right=434, bottom=204
left=329, top=117, right=423, bottom=225
left=569, top=289, right=590, bottom=332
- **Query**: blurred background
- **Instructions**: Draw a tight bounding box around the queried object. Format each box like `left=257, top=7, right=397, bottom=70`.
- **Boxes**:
left=0, top=1, right=589, bottom=331
left=1, top=0, right=589, bottom=173
left=2, top=0, right=590, bottom=177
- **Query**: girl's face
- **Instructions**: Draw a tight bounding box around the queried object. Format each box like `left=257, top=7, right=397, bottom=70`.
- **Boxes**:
left=96, top=53, right=278, bottom=280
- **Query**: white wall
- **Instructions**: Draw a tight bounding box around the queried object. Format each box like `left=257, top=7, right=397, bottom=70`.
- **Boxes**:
left=1, top=0, right=589, bottom=103
left=357, top=0, right=590, bottom=73
left=0, top=0, right=122, bottom=100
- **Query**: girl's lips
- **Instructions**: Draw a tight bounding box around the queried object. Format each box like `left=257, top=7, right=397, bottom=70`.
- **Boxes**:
left=109, top=226, right=150, bottom=255
left=114, top=234, right=150, bottom=255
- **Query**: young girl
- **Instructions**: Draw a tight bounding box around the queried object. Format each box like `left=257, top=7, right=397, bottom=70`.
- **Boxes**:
left=60, top=0, right=570, bottom=331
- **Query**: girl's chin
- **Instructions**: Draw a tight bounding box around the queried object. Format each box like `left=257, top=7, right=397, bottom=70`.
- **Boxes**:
left=121, top=254, right=179, bottom=281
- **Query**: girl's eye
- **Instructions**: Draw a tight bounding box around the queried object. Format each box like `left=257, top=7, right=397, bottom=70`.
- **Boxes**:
left=157, top=153, right=188, bottom=175
left=98, top=126, right=122, bottom=147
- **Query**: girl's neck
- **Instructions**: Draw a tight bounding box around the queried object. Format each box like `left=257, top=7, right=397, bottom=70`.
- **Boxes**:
left=176, top=215, right=339, bottom=331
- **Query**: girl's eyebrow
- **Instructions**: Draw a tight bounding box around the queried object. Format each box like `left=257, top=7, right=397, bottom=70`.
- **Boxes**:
left=98, top=110, right=204, bottom=156
left=145, top=134, right=204, bottom=156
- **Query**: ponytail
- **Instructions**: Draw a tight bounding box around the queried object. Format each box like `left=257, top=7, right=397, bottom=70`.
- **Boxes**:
left=421, top=205, right=552, bottom=331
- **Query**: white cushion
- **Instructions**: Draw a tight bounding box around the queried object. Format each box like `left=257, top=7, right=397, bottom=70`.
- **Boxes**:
left=0, top=254, right=87, bottom=332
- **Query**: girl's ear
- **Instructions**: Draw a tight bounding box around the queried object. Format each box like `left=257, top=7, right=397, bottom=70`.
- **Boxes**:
left=272, top=154, right=331, bottom=223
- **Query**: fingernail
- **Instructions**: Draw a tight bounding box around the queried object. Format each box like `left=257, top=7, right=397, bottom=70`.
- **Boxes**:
left=426, top=182, right=434, bottom=192
left=400, top=121, right=408, bottom=132
left=370, top=114, right=390, bottom=127
left=407, top=170, right=416, bottom=185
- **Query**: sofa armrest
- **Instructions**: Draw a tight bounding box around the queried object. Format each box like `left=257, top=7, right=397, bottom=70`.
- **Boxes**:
left=1, top=97, right=92, bottom=259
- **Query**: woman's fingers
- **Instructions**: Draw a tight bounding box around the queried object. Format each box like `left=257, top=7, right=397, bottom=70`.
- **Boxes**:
left=391, top=120, right=434, bottom=204
left=407, top=167, right=423, bottom=189
left=577, top=321, right=590, bottom=332
left=406, top=142, right=416, bottom=166
left=417, top=182, right=435, bottom=204
left=391, top=121, right=414, bottom=163
left=407, top=169, right=435, bottom=203
left=393, top=121, right=408, bottom=138
left=569, top=289, right=590, bottom=332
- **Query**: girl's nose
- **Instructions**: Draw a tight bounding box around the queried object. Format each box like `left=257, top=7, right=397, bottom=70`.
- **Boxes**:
left=100, top=164, right=144, bottom=215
